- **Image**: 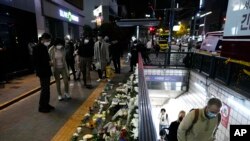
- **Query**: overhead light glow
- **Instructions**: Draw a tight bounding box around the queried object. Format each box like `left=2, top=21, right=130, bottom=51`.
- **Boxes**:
left=173, top=25, right=180, bottom=31
left=199, top=24, right=204, bottom=27
left=200, top=11, right=212, bottom=18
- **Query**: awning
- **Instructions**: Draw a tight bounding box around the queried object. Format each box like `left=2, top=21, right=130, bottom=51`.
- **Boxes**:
left=116, top=18, right=160, bottom=27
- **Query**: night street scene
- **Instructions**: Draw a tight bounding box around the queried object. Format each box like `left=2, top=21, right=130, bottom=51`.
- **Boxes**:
left=0, top=0, right=250, bottom=141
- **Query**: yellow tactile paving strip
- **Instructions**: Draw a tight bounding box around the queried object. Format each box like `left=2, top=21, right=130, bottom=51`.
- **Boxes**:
left=51, top=82, right=106, bottom=141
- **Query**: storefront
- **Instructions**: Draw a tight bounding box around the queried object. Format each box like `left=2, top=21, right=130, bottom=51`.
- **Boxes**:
left=41, top=0, right=84, bottom=40
left=0, top=4, right=37, bottom=75
left=93, top=5, right=118, bottom=27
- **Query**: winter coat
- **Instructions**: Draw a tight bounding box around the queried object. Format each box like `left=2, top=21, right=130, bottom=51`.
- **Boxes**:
left=33, top=43, right=52, bottom=77
left=177, top=108, right=220, bottom=141
left=48, top=46, right=69, bottom=76
left=94, top=41, right=110, bottom=70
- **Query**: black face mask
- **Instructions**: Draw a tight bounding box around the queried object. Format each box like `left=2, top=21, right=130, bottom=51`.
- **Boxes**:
left=178, top=117, right=183, bottom=122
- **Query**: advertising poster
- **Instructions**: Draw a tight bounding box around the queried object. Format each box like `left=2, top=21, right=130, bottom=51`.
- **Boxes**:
left=221, top=102, right=231, bottom=128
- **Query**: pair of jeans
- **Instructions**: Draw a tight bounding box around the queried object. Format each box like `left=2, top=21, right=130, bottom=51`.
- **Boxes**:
left=53, top=68, right=69, bottom=96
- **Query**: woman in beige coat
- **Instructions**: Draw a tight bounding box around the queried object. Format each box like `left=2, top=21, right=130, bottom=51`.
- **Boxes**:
left=49, top=38, right=71, bottom=101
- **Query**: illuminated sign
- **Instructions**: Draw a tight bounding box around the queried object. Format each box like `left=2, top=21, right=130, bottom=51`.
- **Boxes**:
left=93, top=5, right=102, bottom=17
left=224, top=0, right=250, bottom=36
left=59, top=9, right=79, bottom=22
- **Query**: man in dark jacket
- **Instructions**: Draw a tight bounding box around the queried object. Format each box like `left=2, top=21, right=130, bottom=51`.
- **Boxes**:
left=65, top=36, right=76, bottom=80
left=129, top=40, right=139, bottom=72
left=78, top=36, right=94, bottom=88
left=168, top=110, right=186, bottom=141
left=109, top=40, right=121, bottom=73
left=33, top=33, right=54, bottom=113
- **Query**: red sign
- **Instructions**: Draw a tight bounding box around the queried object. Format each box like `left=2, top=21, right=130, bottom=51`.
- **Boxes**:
left=221, top=102, right=231, bottom=129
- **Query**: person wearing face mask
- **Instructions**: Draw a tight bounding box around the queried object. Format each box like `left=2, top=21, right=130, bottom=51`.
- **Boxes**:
left=93, top=34, right=110, bottom=82
left=78, top=36, right=94, bottom=88
left=48, top=38, right=71, bottom=101
left=129, top=40, right=139, bottom=72
left=167, top=110, right=186, bottom=141
left=33, top=33, right=54, bottom=113
left=177, top=98, right=222, bottom=141
left=64, top=36, right=77, bottom=80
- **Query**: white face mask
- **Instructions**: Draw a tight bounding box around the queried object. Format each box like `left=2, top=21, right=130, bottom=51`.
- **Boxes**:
left=84, top=39, right=89, bottom=44
left=56, top=45, right=63, bottom=49
left=44, top=42, right=50, bottom=46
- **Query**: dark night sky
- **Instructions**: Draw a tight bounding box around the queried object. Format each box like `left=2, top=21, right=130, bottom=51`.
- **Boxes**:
left=117, top=0, right=200, bottom=20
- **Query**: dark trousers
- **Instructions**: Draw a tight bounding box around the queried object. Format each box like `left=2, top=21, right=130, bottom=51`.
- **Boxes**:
left=39, top=76, right=50, bottom=109
left=66, top=59, right=76, bottom=79
left=130, top=53, right=138, bottom=71
left=80, top=57, right=92, bottom=85
left=97, top=69, right=105, bottom=79
left=112, top=57, right=121, bottom=73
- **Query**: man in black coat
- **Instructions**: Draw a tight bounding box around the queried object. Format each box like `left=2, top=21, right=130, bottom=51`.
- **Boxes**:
left=33, top=33, right=54, bottom=113
left=109, top=40, right=121, bottom=73
left=167, top=110, right=186, bottom=141
left=78, top=36, right=94, bottom=88
left=65, top=36, right=76, bottom=80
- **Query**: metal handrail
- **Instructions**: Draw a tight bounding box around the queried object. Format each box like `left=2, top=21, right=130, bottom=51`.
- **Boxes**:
left=138, top=53, right=157, bottom=141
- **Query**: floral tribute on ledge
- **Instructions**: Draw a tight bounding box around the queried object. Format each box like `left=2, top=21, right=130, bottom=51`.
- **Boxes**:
left=71, top=72, right=139, bottom=141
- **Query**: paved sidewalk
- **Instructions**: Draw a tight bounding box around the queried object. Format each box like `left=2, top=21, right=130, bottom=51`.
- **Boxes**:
left=0, top=74, right=41, bottom=108
left=0, top=58, right=130, bottom=110
left=0, top=60, right=131, bottom=141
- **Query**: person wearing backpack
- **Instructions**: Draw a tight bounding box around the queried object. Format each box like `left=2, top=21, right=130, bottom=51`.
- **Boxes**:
left=159, top=108, right=169, bottom=131
left=177, top=98, right=222, bottom=141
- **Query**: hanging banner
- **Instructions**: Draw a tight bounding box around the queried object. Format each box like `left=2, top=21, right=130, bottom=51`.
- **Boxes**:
left=221, top=102, right=231, bottom=129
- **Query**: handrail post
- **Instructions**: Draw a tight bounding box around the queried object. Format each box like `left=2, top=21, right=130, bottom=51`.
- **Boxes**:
left=138, top=53, right=157, bottom=141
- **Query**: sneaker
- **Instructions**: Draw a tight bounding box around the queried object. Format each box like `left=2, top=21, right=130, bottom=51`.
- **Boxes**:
left=96, top=79, right=101, bottom=82
left=64, top=93, right=71, bottom=99
left=58, top=95, right=63, bottom=101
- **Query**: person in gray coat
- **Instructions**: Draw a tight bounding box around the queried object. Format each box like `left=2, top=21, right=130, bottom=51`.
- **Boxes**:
left=93, top=34, right=110, bottom=82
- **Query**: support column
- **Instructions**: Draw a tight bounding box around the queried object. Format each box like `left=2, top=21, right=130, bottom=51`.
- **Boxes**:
left=34, top=0, right=45, bottom=37
left=63, top=21, right=69, bottom=38
left=136, top=26, right=139, bottom=40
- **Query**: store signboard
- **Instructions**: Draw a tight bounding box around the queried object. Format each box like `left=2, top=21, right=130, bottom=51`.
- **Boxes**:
left=145, top=75, right=183, bottom=82
left=93, top=5, right=102, bottom=17
left=59, top=9, right=79, bottom=22
left=224, top=0, right=250, bottom=37
left=42, top=0, right=84, bottom=25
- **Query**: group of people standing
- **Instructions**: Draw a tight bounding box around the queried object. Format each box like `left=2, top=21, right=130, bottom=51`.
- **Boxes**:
left=33, top=33, right=121, bottom=113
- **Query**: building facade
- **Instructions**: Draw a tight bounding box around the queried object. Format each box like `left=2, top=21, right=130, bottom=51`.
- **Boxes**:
left=0, top=0, right=118, bottom=75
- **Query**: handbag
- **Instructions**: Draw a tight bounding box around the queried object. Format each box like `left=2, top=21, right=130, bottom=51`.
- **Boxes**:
left=95, top=62, right=101, bottom=70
